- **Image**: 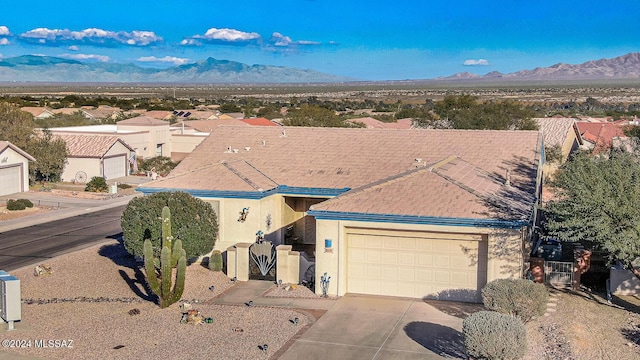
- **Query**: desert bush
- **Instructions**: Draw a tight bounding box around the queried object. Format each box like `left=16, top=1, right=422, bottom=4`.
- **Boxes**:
left=16, top=198, right=34, bottom=208
left=85, top=176, right=109, bottom=192
left=463, top=310, right=527, bottom=360
left=121, top=191, right=218, bottom=259
left=117, top=183, right=132, bottom=189
left=209, top=250, right=223, bottom=271
left=6, top=199, right=26, bottom=211
left=140, top=156, right=179, bottom=176
left=482, top=278, right=548, bottom=323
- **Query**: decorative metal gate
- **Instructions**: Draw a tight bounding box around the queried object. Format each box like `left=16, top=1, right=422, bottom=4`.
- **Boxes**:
left=544, top=261, right=574, bottom=286
left=249, top=241, right=276, bottom=281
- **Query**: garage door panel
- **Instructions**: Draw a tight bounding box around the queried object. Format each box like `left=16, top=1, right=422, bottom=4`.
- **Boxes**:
left=103, top=156, right=126, bottom=180
left=0, top=165, right=22, bottom=196
left=347, top=231, right=487, bottom=302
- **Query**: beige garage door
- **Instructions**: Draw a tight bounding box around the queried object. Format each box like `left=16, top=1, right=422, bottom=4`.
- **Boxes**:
left=347, top=230, right=487, bottom=302
left=0, top=165, right=22, bottom=196
left=103, top=155, right=126, bottom=180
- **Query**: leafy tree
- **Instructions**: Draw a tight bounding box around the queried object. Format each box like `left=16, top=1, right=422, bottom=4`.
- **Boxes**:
left=219, top=103, right=241, bottom=113
left=25, top=130, right=68, bottom=182
left=544, top=151, right=640, bottom=280
left=140, top=156, right=179, bottom=176
left=282, top=104, right=362, bottom=127
left=430, top=95, right=537, bottom=130
left=0, top=102, right=35, bottom=149
left=121, top=191, right=218, bottom=259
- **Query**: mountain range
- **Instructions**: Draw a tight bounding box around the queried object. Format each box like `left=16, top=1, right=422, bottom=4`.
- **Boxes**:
left=440, top=52, right=640, bottom=81
left=0, top=55, right=352, bottom=83
left=1, top=52, right=640, bottom=83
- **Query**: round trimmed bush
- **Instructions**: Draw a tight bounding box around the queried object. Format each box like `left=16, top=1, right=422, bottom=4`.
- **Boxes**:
left=121, top=191, right=218, bottom=259
left=6, top=199, right=26, bottom=211
left=463, top=311, right=527, bottom=360
left=482, top=278, right=548, bottom=323
left=85, top=176, right=109, bottom=192
left=17, top=199, right=34, bottom=208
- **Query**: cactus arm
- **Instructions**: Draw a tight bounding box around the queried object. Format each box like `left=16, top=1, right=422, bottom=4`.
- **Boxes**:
left=171, top=239, right=183, bottom=267
left=166, top=253, right=187, bottom=306
left=160, top=246, right=172, bottom=308
left=143, top=239, right=160, bottom=296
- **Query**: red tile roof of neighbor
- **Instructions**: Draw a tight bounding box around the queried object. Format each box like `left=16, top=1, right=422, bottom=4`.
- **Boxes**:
left=145, top=126, right=542, bottom=220
left=53, top=134, right=133, bottom=157
left=576, top=121, right=627, bottom=153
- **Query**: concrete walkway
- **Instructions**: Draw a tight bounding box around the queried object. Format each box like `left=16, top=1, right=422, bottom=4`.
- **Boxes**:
left=214, top=281, right=468, bottom=360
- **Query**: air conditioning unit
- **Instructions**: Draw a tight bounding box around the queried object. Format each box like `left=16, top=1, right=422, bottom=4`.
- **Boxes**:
left=0, top=270, right=21, bottom=330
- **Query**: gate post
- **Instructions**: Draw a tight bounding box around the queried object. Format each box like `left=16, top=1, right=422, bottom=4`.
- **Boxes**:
left=227, top=243, right=251, bottom=282
left=276, top=245, right=300, bottom=285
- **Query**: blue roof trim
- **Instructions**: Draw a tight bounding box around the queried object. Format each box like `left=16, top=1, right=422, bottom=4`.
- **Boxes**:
left=307, top=210, right=528, bottom=229
left=136, top=185, right=351, bottom=199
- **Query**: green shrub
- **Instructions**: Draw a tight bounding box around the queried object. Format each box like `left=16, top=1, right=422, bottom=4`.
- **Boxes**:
left=463, top=311, right=527, bottom=360
left=85, top=176, right=109, bottom=192
left=209, top=250, right=223, bottom=271
left=140, top=156, right=179, bottom=176
left=482, top=278, right=548, bottom=323
left=117, top=183, right=132, bottom=189
left=121, top=191, right=218, bottom=260
left=6, top=199, right=26, bottom=211
left=16, top=199, right=34, bottom=208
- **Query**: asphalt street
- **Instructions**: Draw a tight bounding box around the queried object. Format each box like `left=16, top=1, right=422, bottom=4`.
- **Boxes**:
left=0, top=205, right=126, bottom=271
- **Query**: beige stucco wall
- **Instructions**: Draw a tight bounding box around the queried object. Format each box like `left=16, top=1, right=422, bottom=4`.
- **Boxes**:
left=0, top=147, right=31, bottom=192
left=62, top=157, right=101, bottom=182
left=314, top=219, right=524, bottom=297
left=118, top=124, right=171, bottom=158
left=171, top=134, right=207, bottom=153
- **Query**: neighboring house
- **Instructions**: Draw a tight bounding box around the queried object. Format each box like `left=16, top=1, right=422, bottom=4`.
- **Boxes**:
left=0, top=141, right=35, bottom=196
left=20, top=107, right=55, bottom=119
left=54, top=134, right=134, bottom=182
left=81, top=107, right=123, bottom=121
left=576, top=121, right=628, bottom=154
left=142, top=111, right=174, bottom=121
left=239, top=117, right=279, bottom=127
left=534, top=117, right=583, bottom=175
left=218, top=112, right=245, bottom=120
left=139, top=126, right=543, bottom=302
left=348, top=117, right=414, bottom=129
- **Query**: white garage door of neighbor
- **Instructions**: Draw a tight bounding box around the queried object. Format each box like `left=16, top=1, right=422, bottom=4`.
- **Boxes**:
left=103, top=156, right=126, bottom=180
left=0, top=165, right=22, bottom=196
left=347, top=230, right=487, bottom=301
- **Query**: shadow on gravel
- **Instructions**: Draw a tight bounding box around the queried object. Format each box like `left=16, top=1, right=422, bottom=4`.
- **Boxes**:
left=98, top=238, right=138, bottom=269
left=404, top=321, right=466, bottom=358
left=98, top=239, right=156, bottom=303
left=119, top=269, right=156, bottom=303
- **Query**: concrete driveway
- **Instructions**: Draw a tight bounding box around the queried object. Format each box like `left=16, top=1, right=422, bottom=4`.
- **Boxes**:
left=280, top=294, right=475, bottom=360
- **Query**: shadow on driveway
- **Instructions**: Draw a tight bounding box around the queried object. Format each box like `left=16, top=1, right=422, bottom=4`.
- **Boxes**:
left=404, top=321, right=466, bottom=358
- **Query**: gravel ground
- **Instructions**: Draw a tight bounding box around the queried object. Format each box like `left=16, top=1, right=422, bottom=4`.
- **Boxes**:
left=2, top=240, right=309, bottom=360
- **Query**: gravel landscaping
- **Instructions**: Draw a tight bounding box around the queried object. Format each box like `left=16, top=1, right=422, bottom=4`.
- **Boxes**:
left=1, top=240, right=310, bottom=360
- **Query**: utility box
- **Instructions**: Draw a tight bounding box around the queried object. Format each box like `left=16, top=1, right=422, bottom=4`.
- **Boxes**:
left=0, top=270, right=21, bottom=330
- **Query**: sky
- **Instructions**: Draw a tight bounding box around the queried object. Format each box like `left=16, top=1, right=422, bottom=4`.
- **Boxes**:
left=0, top=0, right=639, bottom=81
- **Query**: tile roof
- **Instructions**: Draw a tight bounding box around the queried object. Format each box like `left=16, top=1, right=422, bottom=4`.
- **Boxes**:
left=20, top=107, right=53, bottom=117
left=240, top=118, right=279, bottom=127
left=173, top=119, right=249, bottom=133
left=145, top=127, right=542, bottom=220
left=0, top=141, right=35, bottom=161
left=534, top=117, right=578, bottom=147
left=576, top=121, right=627, bottom=153
left=53, top=134, right=133, bottom=157
left=141, top=111, right=173, bottom=120
left=117, top=116, right=169, bottom=126
left=349, top=117, right=413, bottom=129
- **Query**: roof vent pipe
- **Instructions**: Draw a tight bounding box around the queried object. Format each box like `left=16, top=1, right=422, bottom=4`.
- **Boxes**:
left=281, top=130, right=286, bottom=137
left=262, top=140, right=266, bottom=146
left=505, top=169, right=511, bottom=187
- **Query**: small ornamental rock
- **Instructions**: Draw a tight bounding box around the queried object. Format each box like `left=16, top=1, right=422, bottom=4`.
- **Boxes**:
left=34, top=264, right=53, bottom=276
left=181, top=309, right=204, bottom=325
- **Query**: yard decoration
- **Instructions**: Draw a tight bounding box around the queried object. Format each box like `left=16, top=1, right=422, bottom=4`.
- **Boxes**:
left=143, top=206, right=186, bottom=308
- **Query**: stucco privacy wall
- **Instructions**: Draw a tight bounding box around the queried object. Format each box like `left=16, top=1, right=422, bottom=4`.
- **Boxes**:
left=61, top=157, right=100, bottom=182
left=314, top=218, right=524, bottom=299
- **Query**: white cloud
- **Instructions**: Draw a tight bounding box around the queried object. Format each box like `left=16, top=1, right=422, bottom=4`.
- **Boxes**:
left=68, top=45, right=79, bottom=51
left=182, top=27, right=260, bottom=45
left=0, top=26, right=9, bottom=36
left=137, top=56, right=190, bottom=65
left=463, top=59, right=489, bottom=66
left=0, top=38, right=9, bottom=45
left=59, top=53, right=111, bottom=62
left=268, top=32, right=321, bottom=48
left=20, top=27, right=162, bottom=46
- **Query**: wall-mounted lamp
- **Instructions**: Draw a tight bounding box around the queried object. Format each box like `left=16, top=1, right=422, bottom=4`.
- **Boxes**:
left=324, top=238, right=333, bottom=253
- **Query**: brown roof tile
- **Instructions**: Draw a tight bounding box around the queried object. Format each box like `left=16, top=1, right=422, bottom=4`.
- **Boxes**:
left=117, top=116, right=169, bottom=126
left=53, top=134, right=133, bottom=157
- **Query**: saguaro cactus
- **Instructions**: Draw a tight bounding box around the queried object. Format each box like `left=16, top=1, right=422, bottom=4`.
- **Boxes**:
left=143, top=206, right=187, bottom=308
